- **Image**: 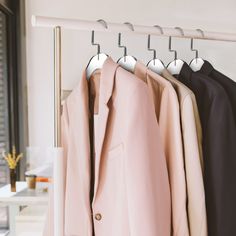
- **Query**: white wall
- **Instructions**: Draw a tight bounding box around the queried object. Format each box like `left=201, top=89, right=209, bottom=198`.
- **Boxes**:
left=25, top=0, right=236, bottom=153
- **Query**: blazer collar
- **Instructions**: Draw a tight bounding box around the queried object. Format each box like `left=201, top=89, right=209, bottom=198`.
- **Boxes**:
left=79, top=56, right=119, bottom=105
left=99, top=57, right=119, bottom=105
left=177, top=62, right=193, bottom=86
left=134, top=61, right=148, bottom=83
left=198, top=60, right=214, bottom=75
left=162, top=68, right=174, bottom=80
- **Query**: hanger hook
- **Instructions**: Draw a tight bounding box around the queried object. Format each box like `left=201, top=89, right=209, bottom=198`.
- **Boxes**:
left=190, top=28, right=205, bottom=59
left=118, top=22, right=134, bottom=61
left=154, top=25, right=164, bottom=35
left=175, top=26, right=185, bottom=37
left=118, top=33, right=127, bottom=57
left=190, top=38, right=198, bottom=58
left=91, top=19, right=108, bottom=59
left=148, top=34, right=156, bottom=60
left=196, top=28, right=205, bottom=38
left=169, top=27, right=184, bottom=61
left=169, top=36, right=177, bottom=61
left=91, top=30, right=100, bottom=56
left=191, top=30, right=199, bottom=59
left=149, top=25, right=164, bottom=63
left=147, top=25, right=164, bottom=62
left=97, top=19, right=108, bottom=29
left=124, top=22, right=135, bottom=31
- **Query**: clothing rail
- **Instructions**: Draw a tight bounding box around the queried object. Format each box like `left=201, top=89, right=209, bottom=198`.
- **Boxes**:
left=32, top=15, right=236, bottom=42
left=31, top=15, right=236, bottom=236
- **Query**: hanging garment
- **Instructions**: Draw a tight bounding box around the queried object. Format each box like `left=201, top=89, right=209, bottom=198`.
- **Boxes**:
left=133, top=61, right=189, bottom=236
left=162, top=68, right=207, bottom=236
left=199, top=60, right=236, bottom=125
left=177, top=63, right=236, bottom=236
left=44, top=57, right=171, bottom=236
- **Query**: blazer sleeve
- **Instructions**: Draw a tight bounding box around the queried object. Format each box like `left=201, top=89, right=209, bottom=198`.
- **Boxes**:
left=43, top=101, right=69, bottom=236
left=182, top=95, right=207, bottom=236
left=123, top=84, right=171, bottom=236
left=205, top=93, right=236, bottom=236
left=159, top=88, right=189, bottom=236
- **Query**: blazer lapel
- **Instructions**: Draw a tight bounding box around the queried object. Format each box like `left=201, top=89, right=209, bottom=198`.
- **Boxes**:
left=93, top=58, right=119, bottom=202
left=134, top=61, right=148, bottom=83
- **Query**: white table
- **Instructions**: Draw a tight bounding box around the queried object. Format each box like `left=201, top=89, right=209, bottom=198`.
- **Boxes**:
left=0, top=182, right=48, bottom=236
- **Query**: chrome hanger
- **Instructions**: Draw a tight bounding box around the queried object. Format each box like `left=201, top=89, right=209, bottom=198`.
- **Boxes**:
left=117, top=22, right=137, bottom=73
left=118, top=33, right=127, bottom=58
left=189, top=29, right=205, bottom=71
left=86, top=19, right=109, bottom=80
left=167, top=27, right=185, bottom=75
left=147, top=25, right=165, bottom=75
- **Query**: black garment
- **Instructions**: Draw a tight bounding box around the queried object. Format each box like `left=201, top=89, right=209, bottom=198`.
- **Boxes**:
left=177, top=63, right=236, bottom=236
left=199, top=60, right=236, bottom=125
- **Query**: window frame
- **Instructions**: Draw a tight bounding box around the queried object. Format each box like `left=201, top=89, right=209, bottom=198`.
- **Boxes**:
left=0, top=0, right=21, bottom=179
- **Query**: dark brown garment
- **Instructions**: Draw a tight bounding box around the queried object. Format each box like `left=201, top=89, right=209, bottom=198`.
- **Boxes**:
left=199, top=60, right=236, bottom=125
left=177, top=63, right=236, bottom=236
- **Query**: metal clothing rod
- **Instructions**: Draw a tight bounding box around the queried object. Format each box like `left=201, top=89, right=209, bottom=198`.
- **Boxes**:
left=53, top=26, right=64, bottom=236
left=54, top=26, right=62, bottom=148
left=32, top=15, right=236, bottom=42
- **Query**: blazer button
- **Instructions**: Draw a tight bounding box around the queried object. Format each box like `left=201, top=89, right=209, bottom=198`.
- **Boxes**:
left=95, top=213, right=102, bottom=221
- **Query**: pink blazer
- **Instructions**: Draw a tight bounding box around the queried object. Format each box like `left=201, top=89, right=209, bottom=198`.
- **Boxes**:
left=134, top=62, right=189, bottom=236
left=44, top=58, right=171, bottom=236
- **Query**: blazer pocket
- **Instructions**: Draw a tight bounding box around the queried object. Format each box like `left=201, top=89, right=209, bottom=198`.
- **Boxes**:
left=107, top=143, right=123, bottom=161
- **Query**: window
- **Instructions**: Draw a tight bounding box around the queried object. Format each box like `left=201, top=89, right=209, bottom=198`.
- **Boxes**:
left=0, top=10, right=10, bottom=181
left=0, top=9, right=9, bottom=230
left=0, top=0, right=21, bottom=232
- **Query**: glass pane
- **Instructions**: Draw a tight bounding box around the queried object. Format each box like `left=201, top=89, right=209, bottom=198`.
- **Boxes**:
left=0, top=10, right=10, bottom=230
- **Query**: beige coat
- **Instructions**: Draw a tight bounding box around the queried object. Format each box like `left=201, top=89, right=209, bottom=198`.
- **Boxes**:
left=134, top=61, right=189, bottom=236
left=162, top=68, right=207, bottom=236
left=44, top=58, right=171, bottom=236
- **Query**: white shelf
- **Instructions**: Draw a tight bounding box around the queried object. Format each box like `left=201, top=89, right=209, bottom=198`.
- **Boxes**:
left=0, top=182, right=48, bottom=206
left=0, top=182, right=48, bottom=236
